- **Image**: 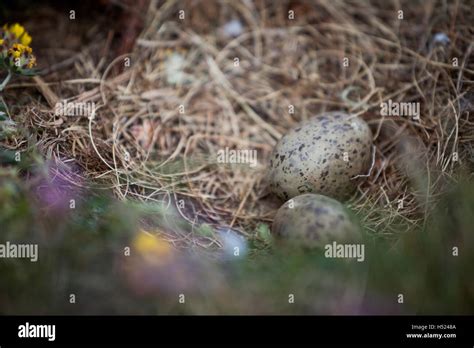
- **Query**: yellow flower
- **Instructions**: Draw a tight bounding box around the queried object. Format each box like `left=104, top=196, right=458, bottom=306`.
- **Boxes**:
left=8, top=43, right=28, bottom=59
left=8, top=23, right=25, bottom=39
left=20, top=32, right=31, bottom=46
left=133, top=230, right=173, bottom=258
left=27, top=56, right=36, bottom=68
left=1, top=23, right=36, bottom=71
left=3, top=23, right=32, bottom=46
left=8, top=46, right=21, bottom=59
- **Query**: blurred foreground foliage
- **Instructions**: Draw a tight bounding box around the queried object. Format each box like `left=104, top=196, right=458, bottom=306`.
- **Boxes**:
left=0, top=148, right=473, bottom=314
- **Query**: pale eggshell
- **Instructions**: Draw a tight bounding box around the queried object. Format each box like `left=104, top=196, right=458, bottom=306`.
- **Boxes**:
left=272, top=193, right=359, bottom=248
left=268, top=112, right=372, bottom=201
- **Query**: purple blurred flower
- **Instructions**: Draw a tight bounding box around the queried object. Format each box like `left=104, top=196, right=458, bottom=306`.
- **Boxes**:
left=34, top=161, right=83, bottom=211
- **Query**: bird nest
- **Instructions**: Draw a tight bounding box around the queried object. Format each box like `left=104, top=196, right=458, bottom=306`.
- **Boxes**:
left=7, top=0, right=474, bottom=249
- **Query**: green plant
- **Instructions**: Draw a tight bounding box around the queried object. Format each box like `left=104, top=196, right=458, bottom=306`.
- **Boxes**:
left=0, top=23, right=37, bottom=140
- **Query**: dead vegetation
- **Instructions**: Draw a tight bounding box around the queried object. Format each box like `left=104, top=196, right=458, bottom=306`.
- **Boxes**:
left=3, top=0, right=474, bottom=250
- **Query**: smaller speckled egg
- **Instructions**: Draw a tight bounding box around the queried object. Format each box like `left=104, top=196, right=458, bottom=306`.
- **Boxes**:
left=268, top=111, right=372, bottom=201
left=272, top=193, right=359, bottom=248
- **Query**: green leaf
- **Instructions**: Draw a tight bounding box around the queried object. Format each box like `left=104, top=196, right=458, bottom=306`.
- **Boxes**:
left=256, top=223, right=272, bottom=244
left=196, top=223, right=215, bottom=238
left=0, top=99, right=7, bottom=120
left=17, top=68, right=38, bottom=76
left=0, top=149, right=18, bottom=164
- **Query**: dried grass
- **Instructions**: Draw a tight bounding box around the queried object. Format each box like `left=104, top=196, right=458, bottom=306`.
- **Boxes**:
left=5, top=0, right=474, bottom=249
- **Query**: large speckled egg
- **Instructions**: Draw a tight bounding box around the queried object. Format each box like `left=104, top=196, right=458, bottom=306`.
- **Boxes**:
left=272, top=193, right=359, bottom=248
left=268, top=112, right=372, bottom=201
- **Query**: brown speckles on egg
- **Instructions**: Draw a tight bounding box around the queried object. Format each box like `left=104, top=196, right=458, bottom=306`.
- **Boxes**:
left=271, top=194, right=359, bottom=248
left=268, top=112, right=372, bottom=201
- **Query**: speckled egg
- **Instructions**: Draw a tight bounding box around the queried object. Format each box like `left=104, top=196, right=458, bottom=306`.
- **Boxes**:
left=268, top=112, right=372, bottom=201
left=272, top=193, right=359, bottom=248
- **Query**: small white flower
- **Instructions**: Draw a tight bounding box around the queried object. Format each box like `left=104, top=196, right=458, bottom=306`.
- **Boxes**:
left=432, top=32, right=450, bottom=46
left=217, top=227, right=248, bottom=259
left=221, top=19, right=244, bottom=38
left=165, top=53, right=192, bottom=85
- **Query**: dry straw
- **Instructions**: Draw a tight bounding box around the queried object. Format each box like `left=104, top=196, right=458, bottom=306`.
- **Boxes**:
left=6, top=0, right=474, bottom=249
